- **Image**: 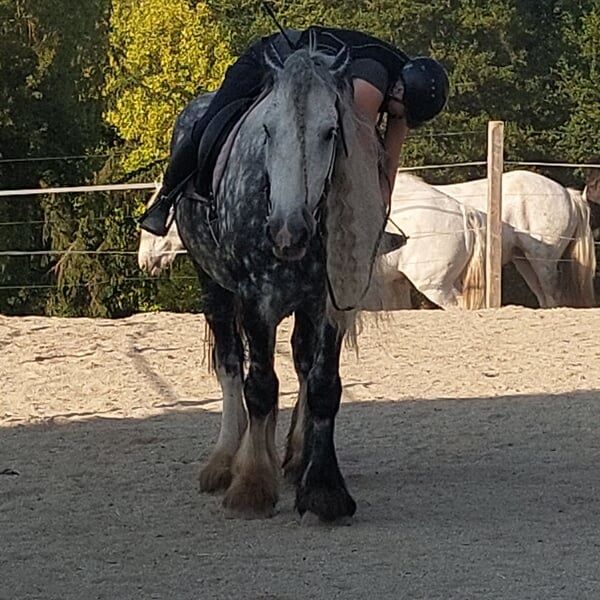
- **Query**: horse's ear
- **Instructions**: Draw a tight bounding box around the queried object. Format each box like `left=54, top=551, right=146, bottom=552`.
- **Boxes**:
left=329, top=45, right=351, bottom=78
left=264, top=43, right=284, bottom=73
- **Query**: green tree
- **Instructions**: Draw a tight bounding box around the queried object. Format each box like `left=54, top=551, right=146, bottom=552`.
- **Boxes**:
left=104, top=0, right=233, bottom=172
left=0, top=0, right=110, bottom=314
left=556, top=1, right=600, bottom=166
left=39, top=0, right=233, bottom=318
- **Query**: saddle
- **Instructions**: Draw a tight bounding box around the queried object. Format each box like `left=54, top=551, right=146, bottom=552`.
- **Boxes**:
left=193, top=97, right=256, bottom=199
left=137, top=100, right=249, bottom=237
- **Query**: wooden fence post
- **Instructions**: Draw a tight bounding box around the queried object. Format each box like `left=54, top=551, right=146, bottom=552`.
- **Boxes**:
left=485, top=121, right=504, bottom=308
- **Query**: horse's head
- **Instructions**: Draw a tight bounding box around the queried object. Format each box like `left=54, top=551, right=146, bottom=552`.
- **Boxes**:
left=584, top=165, right=600, bottom=205
left=261, top=47, right=351, bottom=261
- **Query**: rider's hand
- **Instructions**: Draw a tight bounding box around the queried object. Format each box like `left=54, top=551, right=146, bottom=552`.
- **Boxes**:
left=387, top=98, right=406, bottom=121
left=387, top=78, right=406, bottom=122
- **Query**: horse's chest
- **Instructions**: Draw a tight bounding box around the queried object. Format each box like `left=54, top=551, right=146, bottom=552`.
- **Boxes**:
left=223, top=240, right=326, bottom=308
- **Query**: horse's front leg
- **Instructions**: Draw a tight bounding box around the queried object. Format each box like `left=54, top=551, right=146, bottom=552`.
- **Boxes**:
left=296, top=321, right=356, bottom=522
left=198, top=273, right=246, bottom=493
left=223, top=304, right=280, bottom=518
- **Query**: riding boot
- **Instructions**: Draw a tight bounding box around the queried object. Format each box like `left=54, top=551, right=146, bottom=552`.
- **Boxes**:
left=138, top=191, right=173, bottom=237
left=138, top=132, right=199, bottom=236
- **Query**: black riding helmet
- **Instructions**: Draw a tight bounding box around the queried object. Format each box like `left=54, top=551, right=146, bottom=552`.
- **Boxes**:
left=400, top=57, right=449, bottom=128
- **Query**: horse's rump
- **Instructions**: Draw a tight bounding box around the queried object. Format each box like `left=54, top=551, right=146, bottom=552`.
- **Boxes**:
left=171, top=92, right=215, bottom=152
left=382, top=176, right=487, bottom=309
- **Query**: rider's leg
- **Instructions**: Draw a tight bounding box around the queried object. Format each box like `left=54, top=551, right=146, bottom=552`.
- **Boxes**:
left=166, top=52, right=266, bottom=193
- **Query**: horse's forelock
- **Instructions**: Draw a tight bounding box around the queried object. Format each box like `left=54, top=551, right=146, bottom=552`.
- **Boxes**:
left=269, top=50, right=352, bottom=200
left=275, top=50, right=346, bottom=100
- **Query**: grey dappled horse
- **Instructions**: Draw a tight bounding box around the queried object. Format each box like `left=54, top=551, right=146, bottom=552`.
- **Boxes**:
left=175, top=48, right=386, bottom=521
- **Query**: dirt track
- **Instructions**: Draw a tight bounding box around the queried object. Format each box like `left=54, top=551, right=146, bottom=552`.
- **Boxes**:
left=2, top=308, right=600, bottom=599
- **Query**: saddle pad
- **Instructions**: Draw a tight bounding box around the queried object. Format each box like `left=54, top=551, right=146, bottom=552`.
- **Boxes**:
left=378, top=231, right=408, bottom=255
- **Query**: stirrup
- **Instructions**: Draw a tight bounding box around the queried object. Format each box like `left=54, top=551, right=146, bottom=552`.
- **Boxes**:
left=378, top=231, right=408, bottom=255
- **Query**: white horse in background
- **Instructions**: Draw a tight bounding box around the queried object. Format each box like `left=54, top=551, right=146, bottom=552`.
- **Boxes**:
left=363, top=174, right=487, bottom=310
left=137, top=185, right=185, bottom=276
left=584, top=166, right=600, bottom=234
left=434, top=170, right=595, bottom=307
left=138, top=176, right=487, bottom=310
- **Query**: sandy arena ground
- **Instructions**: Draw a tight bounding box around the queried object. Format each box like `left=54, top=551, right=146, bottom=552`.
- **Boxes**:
left=2, top=307, right=600, bottom=599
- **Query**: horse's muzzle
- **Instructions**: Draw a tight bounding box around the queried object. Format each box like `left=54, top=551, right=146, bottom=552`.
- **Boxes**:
left=267, top=209, right=315, bottom=262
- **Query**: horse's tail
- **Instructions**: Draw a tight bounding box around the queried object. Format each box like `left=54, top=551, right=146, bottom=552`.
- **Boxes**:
left=561, top=189, right=596, bottom=307
left=461, top=206, right=486, bottom=310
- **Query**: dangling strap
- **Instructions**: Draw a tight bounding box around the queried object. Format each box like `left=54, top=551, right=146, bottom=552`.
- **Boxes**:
left=261, top=2, right=295, bottom=50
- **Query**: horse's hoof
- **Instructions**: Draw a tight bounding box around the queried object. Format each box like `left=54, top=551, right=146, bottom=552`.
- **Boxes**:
left=300, top=511, right=353, bottom=527
left=296, top=483, right=357, bottom=523
left=199, top=451, right=233, bottom=493
left=222, top=471, right=279, bottom=519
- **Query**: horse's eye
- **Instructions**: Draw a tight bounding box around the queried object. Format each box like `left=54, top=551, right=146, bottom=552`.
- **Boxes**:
left=323, top=127, right=337, bottom=142
left=263, top=124, right=271, bottom=139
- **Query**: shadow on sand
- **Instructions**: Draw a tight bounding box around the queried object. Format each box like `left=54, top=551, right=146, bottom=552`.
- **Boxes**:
left=2, top=391, right=600, bottom=599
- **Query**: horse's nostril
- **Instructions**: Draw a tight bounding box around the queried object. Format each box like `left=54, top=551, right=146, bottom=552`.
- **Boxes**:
left=268, top=213, right=312, bottom=257
left=267, top=217, right=282, bottom=244
left=265, top=222, right=274, bottom=244
left=301, top=206, right=316, bottom=236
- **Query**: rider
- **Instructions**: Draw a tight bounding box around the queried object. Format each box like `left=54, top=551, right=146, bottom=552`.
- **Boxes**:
left=139, top=25, right=449, bottom=236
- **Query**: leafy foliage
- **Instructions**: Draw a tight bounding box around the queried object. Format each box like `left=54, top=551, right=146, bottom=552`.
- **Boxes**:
left=104, top=0, right=233, bottom=172
left=0, top=0, right=110, bottom=313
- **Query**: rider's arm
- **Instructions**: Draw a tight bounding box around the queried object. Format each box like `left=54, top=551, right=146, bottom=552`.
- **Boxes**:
left=353, top=78, right=408, bottom=202
left=382, top=98, right=408, bottom=195
left=352, top=78, right=383, bottom=122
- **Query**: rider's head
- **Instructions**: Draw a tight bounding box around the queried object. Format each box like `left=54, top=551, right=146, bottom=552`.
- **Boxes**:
left=399, top=57, right=449, bottom=128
